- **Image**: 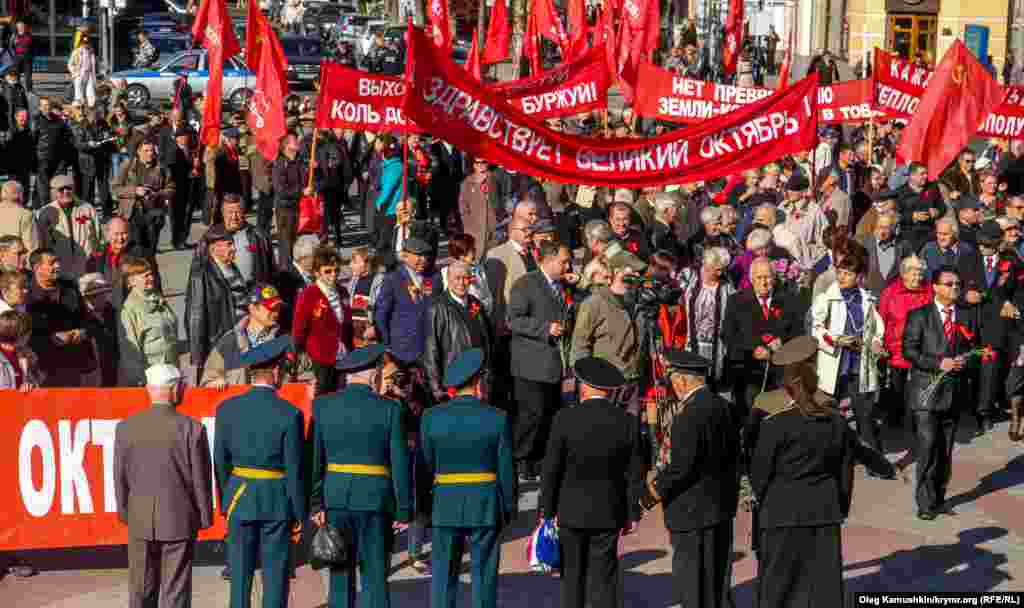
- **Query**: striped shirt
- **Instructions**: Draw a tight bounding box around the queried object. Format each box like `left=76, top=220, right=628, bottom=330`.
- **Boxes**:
left=321, top=282, right=349, bottom=368
left=218, top=261, right=248, bottom=322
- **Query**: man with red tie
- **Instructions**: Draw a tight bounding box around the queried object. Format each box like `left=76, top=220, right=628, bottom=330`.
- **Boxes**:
left=903, top=265, right=982, bottom=520
left=722, top=257, right=802, bottom=420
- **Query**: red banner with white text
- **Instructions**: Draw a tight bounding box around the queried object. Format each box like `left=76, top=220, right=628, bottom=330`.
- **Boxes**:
left=873, top=48, right=1024, bottom=139
left=635, top=62, right=879, bottom=125
left=401, top=27, right=818, bottom=188
left=315, top=63, right=422, bottom=132
left=0, top=386, right=313, bottom=551
left=490, top=45, right=611, bottom=119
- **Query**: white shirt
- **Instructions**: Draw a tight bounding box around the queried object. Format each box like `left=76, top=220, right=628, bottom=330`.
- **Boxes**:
left=395, top=223, right=407, bottom=254
left=449, top=291, right=466, bottom=307
left=935, top=299, right=955, bottom=325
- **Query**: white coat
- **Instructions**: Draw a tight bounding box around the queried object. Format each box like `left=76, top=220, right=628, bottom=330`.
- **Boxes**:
left=812, top=281, right=885, bottom=396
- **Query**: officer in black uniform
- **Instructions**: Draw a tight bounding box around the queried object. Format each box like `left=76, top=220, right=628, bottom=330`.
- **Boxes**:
left=214, top=336, right=306, bottom=608
left=639, top=350, right=742, bottom=608
left=539, top=356, right=645, bottom=608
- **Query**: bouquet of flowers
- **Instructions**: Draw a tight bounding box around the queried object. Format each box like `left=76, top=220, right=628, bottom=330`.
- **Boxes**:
left=771, top=258, right=808, bottom=291
left=919, top=328, right=997, bottom=409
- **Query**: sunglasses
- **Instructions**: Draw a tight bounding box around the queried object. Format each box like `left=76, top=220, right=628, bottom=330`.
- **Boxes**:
left=56, top=186, right=73, bottom=193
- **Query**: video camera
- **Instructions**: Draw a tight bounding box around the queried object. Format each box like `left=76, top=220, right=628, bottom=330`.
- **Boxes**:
left=623, top=275, right=683, bottom=318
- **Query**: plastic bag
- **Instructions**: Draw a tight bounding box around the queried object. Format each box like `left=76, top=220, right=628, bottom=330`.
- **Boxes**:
left=309, top=522, right=349, bottom=570
left=298, top=193, right=324, bottom=235
left=526, top=518, right=561, bottom=572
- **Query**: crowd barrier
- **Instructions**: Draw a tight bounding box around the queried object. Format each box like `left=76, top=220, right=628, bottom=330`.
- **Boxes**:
left=1, top=385, right=314, bottom=551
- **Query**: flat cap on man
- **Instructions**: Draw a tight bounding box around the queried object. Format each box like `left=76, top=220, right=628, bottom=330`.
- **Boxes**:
left=50, top=174, right=75, bottom=190
left=339, top=344, right=389, bottom=373
left=443, top=348, right=485, bottom=389
left=771, top=336, right=818, bottom=366
left=606, top=251, right=647, bottom=273
left=402, top=237, right=432, bottom=256
left=953, top=195, right=982, bottom=210
left=663, top=349, right=711, bottom=375
left=977, top=220, right=1003, bottom=245
left=573, top=357, right=626, bottom=390
left=240, top=335, right=294, bottom=369
left=145, top=364, right=183, bottom=386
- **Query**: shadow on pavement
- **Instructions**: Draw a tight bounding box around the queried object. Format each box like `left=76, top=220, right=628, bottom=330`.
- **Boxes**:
left=945, top=454, right=1024, bottom=511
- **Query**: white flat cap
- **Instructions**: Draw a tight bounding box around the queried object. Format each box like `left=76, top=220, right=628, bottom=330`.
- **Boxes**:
left=145, top=364, right=183, bottom=386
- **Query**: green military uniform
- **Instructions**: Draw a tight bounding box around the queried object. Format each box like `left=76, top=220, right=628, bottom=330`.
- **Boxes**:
left=214, top=336, right=306, bottom=608
left=310, top=345, right=411, bottom=608
left=420, top=349, right=516, bottom=608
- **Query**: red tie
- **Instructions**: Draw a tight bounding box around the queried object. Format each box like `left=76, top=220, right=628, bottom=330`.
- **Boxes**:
left=760, top=297, right=770, bottom=320
left=943, top=307, right=954, bottom=340
left=987, top=257, right=994, bottom=273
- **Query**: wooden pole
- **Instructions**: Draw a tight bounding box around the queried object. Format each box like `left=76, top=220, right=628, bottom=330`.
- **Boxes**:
left=867, top=116, right=875, bottom=166
left=306, top=128, right=319, bottom=191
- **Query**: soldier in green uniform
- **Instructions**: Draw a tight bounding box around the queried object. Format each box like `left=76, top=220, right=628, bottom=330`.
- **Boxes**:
left=421, top=348, right=516, bottom=608
left=214, top=335, right=306, bottom=608
left=309, top=344, right=412, bottom=608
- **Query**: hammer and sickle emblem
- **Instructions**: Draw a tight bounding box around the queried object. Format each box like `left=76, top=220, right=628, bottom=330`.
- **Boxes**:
left=952, top=64, right=966, bottom=86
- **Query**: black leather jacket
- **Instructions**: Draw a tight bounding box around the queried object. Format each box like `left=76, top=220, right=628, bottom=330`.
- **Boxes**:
left=72, top=119, right=110, bottom=176
left=34, top=111, right=71, bottom=167
left=423, top=291, right=493, bottom=399
left=184, top=259, right=240, bottom=376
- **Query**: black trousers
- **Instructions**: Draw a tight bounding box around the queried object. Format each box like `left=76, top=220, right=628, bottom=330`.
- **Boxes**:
left=128, top=537, right=195, bottom=608
left=322, top=187, right=344, bottom=243
left=913, top=409, right=959, bottom=512
left=976, top=348, right=1004, bottom=420
left=559, top=527, right=619, bottom=608
left=884, top=366, right=910, bottom=427
left=170, top=192, right=192, bottom=248
left=313, top=360, right=342, bottom=397
left=670, top=522, right=734, bottom=608
left=254, top=189, right=274, bottom=235
left=756, top=525, right=842, bottom=608
left=512, top=376, right=561, bottom=464
left=838, top=374, right=882, bottom=453
left=275, top=207, right=298, bottom=272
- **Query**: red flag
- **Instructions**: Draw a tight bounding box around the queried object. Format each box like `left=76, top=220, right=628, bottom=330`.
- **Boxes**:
left=482, top=0, right=511, bottom=64
left=245, top=7, right=289, bottom=160
left=617, top=0, right=658, bottom=104
left=192, top=0, right=242, bottom=146
left=524, top=9, right=542, bottom=75
left=722, top=0, right=743, bottom=75
left=535, top=0, right=570, bottom=59
left=567, top=0, right=588, bottom=60
left=465, top=30, right=482, bottom=80
left=599, top=1, right=617, bottom=82
left=896, top=40, right=1005, bottom=179
left=428, top=0, right=452, bottom=50
left=776, top=30, right=792, bottom=90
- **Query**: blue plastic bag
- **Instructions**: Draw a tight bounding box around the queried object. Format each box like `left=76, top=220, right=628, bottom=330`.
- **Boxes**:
left=528, top=518, right=561, bottom=571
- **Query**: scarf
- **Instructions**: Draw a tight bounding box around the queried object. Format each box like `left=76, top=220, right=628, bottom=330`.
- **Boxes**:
left=839, top=287, right=864, bottom=379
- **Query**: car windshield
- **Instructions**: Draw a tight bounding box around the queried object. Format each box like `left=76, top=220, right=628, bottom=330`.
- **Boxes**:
left=281, top=38, right=322, bottom=56
left=343, top=16, right=372, bottom=27
left=161, top=52, right=200, bottom=72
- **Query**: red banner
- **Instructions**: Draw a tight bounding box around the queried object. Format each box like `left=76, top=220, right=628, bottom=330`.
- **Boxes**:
left=401, top=28, right=818, bottom=188
left=873, top=48, right=1024, bottom=139
left=315, top=63, right=422, bottom=132
left=490, top=45, right=610, bottom=119
left=635, top=62, right=875, bottom=126
left=0, top=385, right=313, bottom=551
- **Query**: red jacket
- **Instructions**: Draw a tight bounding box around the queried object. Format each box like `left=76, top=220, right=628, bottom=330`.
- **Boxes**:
left=879, top=279, right=933, bottom=369
left=292, top=283, right=354, bottom=367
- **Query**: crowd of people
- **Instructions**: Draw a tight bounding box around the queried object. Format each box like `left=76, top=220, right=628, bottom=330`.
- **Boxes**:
left=3, top=32, right=1024, bottom=604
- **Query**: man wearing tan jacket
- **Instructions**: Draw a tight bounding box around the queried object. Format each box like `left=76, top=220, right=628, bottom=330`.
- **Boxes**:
left=36, top=174, right=101, bottom=279
left=0, top=180, right=41, bottom=256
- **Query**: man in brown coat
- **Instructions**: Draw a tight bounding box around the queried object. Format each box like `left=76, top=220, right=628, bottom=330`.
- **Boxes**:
left=458, top=158, right=498, bottom=259
left=114, top=364, right=213, bottom=608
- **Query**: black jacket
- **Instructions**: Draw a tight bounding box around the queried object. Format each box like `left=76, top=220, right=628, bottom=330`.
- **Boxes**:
left=213, top=146, right=244, bottom=197
left=652, top=387, right=741, bottom=531
left=6, top=125, right=35, bottom=175
left=272, top=264, right=313, bottom=334
left=0, top=80, right=27, bottom=132
left=34, top=111, right=71, bottom=168
left=722, top=288, right=802, bottom=374
left=184, top=259, right=241, bottom=375
left=71, top=120, right=109, bottom=177
left=423, top=291, right=494, bottom=399
left=903, top=302, right=981, bottom=412
left=750, top=409, right=856, bottom=527
left=540, top=396, right=645, bottom=528
left=375, top=219, right=440, bottom=271
left=85, top=242, right=161, bottom=315
left=272, top=154, right=305, bottom=209
left=648, top=219, right=685, bottom=259
left=508, top=271, right=569, bottom=384
left=428, top=140, right=464, bottom=212
left=308, top=132, right=353, bottom=192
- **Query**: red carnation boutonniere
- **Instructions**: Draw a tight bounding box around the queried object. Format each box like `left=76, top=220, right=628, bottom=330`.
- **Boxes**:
left=75, top=215, right=89, bottom=225
left=980, top=346, right=998, bottom=363
left=823, top=334, right=835, bottom=347
left=626, top=241, right=639, bottom=254
left=564, top=289, right=574, bottom=307
left=248, top=243, right=258, bottom=253
left=480, top=181, right=490, bottom=195
left=999, top=260, right=1012, bottom=274
left=446, top=387, right=458, bottom=398
left=312, top=300, right=327, bottom=320
left=761, top=334, right=775, bottom=345
left=422, top=278, right=433, bottom=296
left=771, top=306, right=782, bottom=319
left=468, top=301, right=481, bottom=319
left=956, top=323, right=975, bottom=341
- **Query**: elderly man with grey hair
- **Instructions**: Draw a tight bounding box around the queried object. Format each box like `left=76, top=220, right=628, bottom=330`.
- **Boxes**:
left=582, top=219, right=614, bottom=268
left=0, top=180, right=41, bottom=257
left=648, top=191, right=684, bottom=259
left=272, top=234, right=320, bottom=333
left=918, top=216, right=980, bottom=281
left=683, top=205, right=726, bottom=268
left=678, top=246, right=736, bottom=389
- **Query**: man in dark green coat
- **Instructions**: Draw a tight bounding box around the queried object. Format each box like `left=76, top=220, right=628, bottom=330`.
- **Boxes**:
left=421, top=348, right=516, bottom=608
left=310, top=344, right=412, bottom=608
left=214, top=335, right=306, bottom=608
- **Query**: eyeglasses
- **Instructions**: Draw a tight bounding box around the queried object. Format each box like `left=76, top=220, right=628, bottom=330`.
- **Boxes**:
left=56, top=186, right=73, bottom=193
left=937, top=281, right=962, bottom=287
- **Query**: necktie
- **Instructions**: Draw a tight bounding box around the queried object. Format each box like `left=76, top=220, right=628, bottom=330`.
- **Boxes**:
left=943, top=307, right=954, bottom=341
left=760, top=297, right=770, bottom=320
left=987, top=257, right=995, bottom=273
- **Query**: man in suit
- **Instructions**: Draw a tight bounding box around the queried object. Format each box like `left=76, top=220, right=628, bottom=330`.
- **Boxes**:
left=424, top=260, right=494, bottom=401
left=896, top=162, right=947, bottom=253
left=373, top=237, right=437, bottom=366
left=375, top=198, right=440, bottom=272
left=902, top=265, right=981, bottom=520
left=862, top=210, right=912, bottom=293
left=919, top=218, right=981, bottom=284
left=214, top=336, right=306, bottom=608
left=114, top=364, right=213, bottom=608
left=421, top=348, right=516, bottom=608
left=540, top=357, right=645, bottom=608
left=430, top=137, right=465, bottom=229
left=640, top=350, right=741, bottom=608
left=166, top=126, right=198, bottom=250
left=508, top=241, right=573, bottom=480
left=722, top=257, right=803, bottom=419
left=647, top=192, right=684, bottom=260
left=310, top=344, right=411, bottom=608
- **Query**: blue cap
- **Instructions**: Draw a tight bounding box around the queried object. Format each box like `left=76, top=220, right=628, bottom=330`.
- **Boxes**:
left=240, top=335, right=294, bottom=369
left=443, top=348, right=485, bottom=389
left=338, top=344, right=388, bottom=373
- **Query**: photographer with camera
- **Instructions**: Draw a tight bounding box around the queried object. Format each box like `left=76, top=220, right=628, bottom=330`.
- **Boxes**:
left=112, top=139, right=176, bottom=261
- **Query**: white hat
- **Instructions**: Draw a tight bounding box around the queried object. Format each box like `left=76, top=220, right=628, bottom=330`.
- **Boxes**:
left=975, top=157, right=993, bottom=171
left=613, top=188, right=635, bottom=204
left=145, top=364, right=183, bottom=387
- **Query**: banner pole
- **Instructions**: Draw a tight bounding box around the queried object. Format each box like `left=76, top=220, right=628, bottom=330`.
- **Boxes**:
left=306, top=128, right=319, bottom=191
left=867, top=115, right=875, bottom=166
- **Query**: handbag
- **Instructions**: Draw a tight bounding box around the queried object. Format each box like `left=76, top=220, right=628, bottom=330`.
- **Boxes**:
left=309, top=522, right=350, bottom=570
left=526, top=518, right=561, bottom=572
left=297, top=193, right=324, bottom=235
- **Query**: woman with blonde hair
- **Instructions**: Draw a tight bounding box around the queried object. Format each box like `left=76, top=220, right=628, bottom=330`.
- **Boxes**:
left=68, top=34, right=97, bottom=108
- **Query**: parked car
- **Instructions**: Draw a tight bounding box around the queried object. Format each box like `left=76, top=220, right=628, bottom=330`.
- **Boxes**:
left=280, top=35, right=323, bottom=88
left=303, top=2, right=352, bottom=38
left=112, top=49, right=255, bottom=110
left=115, top=32, right=191, bottom=72
left=359, top=20, right=393, bottom=57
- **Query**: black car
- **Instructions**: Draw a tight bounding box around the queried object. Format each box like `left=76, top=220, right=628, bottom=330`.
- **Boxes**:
left=280, top=36, right=323, bottom=88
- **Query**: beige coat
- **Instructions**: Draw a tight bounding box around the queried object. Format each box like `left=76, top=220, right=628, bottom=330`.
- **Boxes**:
left=484, top=240, right=530, bottom=330
left=458, top=172, right=498, bottom=259
left=36, top=200, right=101, bottom=278
left=570, top=286, right=645, bottom=380
left=118, top=289, right=179, bottom=387
left=0, top=202, right=42, bottom=254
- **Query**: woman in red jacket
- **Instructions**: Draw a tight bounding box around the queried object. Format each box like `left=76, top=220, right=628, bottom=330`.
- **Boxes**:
left=878, top=254, right=932, bottom=431
left=292, top=246, right=353, bottom=395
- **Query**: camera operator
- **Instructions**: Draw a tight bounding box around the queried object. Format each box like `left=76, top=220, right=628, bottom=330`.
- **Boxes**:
left=571, top=250, right=648, bottom=416
left=112, top=139, right=176, bottom=260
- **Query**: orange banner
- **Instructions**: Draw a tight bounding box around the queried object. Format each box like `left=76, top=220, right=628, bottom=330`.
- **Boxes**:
left=0, top=385, right=313, bottom=551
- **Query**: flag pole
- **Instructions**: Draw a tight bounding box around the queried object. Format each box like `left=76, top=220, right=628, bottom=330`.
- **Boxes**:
left=306, top=128, right=319, bottom=192
left=867, top=116, right=875, bottom=166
